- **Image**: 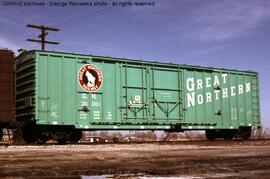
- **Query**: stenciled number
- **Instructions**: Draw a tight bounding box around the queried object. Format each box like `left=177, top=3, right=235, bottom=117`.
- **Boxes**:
left=92, top=101, right=101, bottom=107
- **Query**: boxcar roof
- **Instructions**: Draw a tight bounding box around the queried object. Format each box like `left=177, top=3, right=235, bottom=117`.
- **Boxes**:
left=19, top=50, right=258, bottom=75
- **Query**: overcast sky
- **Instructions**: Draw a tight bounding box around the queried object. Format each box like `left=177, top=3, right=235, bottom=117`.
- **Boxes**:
left=0, top=0, right=269, bottom=127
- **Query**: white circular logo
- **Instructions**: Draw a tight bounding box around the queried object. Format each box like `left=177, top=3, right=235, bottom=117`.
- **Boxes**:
left=78, top=64, right=103, bottom=92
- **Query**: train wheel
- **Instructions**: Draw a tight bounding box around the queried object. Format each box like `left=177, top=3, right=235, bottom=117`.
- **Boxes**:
left=223, top=130, right=235, bottom=141
left=22, top=129, right=37, bottom=144
left=239, top=127, right=251, bottom=140
left=36, top=133, right=49, bottom=144
left=241, top=130, right=251, bottom=140
left=69, top=130, right=82, bottom=143
left=224, top=134, right=234, bottom=141
left=0, top=128, right=3, bottom=140
left=52, top=131, right=69, bottom=144
left=52, top=130, right=81, bottom=144
left=22, top=123, right=39, bottom=144
left=22, top=125, right=47, bottom=144
left=205, top=130, right=216, bottom=141
left=57, top=138, right=67, bottom=144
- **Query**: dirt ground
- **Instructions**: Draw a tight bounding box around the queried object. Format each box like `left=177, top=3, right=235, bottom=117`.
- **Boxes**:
left=0, top=141, right=270, bottom=178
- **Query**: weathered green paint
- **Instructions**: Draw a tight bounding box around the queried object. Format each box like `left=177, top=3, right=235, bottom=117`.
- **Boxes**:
left=16, top=50, right=261, bottom=130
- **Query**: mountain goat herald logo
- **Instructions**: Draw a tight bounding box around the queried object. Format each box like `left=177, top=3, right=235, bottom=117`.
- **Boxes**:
left=78, top=64, right=103, bottom=92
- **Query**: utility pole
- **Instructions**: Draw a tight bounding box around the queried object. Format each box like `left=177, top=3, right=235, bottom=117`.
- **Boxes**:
left=26, top=24, right=59, bottom=50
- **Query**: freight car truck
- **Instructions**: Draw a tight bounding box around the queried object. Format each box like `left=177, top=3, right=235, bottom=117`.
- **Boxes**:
left=14, top=50, right=260, bottom=143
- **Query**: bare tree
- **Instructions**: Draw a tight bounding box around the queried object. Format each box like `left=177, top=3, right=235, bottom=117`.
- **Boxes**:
left=161, top=132, right=180, bottom=141
left=252, top=127, right=270, bottom=139
left=185, top=131, right=205, bottom=140
left=146, top=131, right=157, bottom=141
left=99, top=131, right=110, bottom=138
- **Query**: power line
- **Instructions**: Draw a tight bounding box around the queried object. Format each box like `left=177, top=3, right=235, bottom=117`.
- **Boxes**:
left=45, top=6, right=97, bottom=25
left=56, top=7, right=112, bottom=26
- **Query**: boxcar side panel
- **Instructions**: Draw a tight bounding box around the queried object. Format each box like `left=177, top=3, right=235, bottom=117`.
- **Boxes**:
left=37, top=54, right=78, bottom=126
left=183, top=69, right=260, bottom=129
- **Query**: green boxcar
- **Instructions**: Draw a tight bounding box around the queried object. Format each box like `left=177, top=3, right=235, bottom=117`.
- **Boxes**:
left=16, top=50, right=260, bottom=142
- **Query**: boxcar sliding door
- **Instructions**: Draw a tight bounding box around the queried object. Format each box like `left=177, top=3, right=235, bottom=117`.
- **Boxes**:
left=150, top=66, right=183, bottom=124
left=120, top=64, right=149, bottom=124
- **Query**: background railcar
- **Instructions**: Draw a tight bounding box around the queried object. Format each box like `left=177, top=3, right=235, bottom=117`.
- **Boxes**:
left=15, top=50, right=261, bottom=143
left=0, top=49, right=15, bottom=139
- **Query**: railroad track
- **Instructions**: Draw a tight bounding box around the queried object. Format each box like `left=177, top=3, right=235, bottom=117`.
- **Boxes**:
left=1, top=139, right=270, bottom=146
